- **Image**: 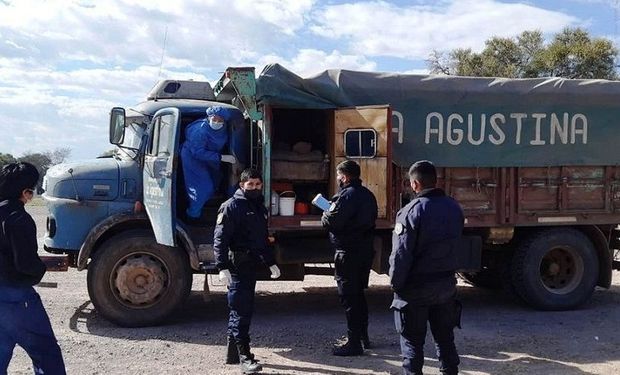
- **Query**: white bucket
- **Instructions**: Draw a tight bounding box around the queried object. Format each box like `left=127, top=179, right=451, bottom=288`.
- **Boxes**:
left=270, top=190, right=279, bottom=215
left=279, top=191, right=296, bottom=216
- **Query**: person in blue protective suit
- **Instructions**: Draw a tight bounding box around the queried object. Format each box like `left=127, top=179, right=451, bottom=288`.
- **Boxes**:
left=181, top=105, right=237, bottom=220
left=0, top=162, right=66, bottom=375
left=321, top=160, right=378, bottom=356
left=213, top=168, right=281, bottom=374
left=389, top=160, right=464, bottom=375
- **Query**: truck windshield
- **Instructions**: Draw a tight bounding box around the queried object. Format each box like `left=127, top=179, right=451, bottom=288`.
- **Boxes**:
left=114, top=119, right=146, bottom=160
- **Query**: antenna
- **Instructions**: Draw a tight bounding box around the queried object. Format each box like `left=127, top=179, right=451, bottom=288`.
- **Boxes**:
left=158, top=25, right=168, bottom=78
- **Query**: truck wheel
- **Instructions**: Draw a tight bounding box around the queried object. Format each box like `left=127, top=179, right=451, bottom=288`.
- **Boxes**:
left=87, top=230, right=192, bottom=327
left=511, top=228, right=598, bottom=310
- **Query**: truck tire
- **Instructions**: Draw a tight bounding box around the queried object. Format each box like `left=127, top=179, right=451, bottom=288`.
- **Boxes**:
left=87, top=229, right=192, bottom=327
left=511, top=228, right=598, bottom=310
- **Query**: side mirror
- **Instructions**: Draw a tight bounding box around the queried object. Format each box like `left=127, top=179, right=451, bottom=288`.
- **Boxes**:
left=109, top=107, right=126, bottom=145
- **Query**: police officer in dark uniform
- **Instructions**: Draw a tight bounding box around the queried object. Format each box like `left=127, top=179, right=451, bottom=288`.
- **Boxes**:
left=0, top=162, right=66, bottom=374
left=213, top=168, right=281, bottom=374
left=389, top=160, right=464, bottom=375
left=322, top=160, right=378, bottom=356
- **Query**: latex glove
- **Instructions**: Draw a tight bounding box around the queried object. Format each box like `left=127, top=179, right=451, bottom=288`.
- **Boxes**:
left=269, top=264, right=281, bottom=279
left=221, top=154, right=237, bottom=164
left=218, top=269, right=232, bottom=286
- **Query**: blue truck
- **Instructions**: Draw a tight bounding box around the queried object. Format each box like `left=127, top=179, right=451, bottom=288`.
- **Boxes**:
left=43, top=65, right=620, bottom=326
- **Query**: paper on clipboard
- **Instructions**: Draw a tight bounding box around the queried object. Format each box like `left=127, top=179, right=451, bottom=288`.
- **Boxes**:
left=311, top=193, right=331, bottom=211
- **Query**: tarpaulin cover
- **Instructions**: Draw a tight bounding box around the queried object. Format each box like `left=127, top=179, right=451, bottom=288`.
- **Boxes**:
left=257, top=63, right=620, bottom=167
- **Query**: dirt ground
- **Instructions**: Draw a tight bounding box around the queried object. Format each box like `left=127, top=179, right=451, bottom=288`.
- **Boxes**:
left=7, top=205, right=620, bottom=374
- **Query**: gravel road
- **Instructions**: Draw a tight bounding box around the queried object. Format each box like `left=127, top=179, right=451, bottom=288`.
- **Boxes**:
left=7, top=205, right=620, bottom=374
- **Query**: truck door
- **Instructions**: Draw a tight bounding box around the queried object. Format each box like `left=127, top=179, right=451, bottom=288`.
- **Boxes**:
left=331, top=105, right=393, bottom=219
left=143, top=107, right=181, bottom=246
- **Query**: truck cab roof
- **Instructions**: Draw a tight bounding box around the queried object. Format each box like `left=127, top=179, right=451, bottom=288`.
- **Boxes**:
left=131, top=98, right=239, bottom=117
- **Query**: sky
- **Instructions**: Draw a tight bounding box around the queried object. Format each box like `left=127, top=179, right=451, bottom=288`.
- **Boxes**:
left=1, top=0, right=619, bottom=161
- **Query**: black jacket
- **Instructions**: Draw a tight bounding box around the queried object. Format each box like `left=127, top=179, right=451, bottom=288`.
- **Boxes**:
left=0, top=199, right=46, bottom=287
left=321, top=179, right=378, bottom=253
left=389, top=188, right=464, bottom=306
left=213, top=189, right=275, bottom=271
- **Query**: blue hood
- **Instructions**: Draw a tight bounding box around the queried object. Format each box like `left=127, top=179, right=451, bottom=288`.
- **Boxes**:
left=44, top=158, right=120, bottom=201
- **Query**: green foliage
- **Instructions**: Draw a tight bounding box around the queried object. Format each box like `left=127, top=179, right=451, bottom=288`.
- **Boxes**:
left=428, top=28, right=618, bottom=80
left=17, top=152, right=52, bottom=191
left=10, top=148, right=72, bottom=192
left=0, top=153, right=16, bottom=168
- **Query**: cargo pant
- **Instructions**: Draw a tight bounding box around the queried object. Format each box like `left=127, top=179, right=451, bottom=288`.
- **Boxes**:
left=334, top=250, right=373, bottom=341
left=0, top=286, right=66, bottom=375
left=227, top=251, right=258, bottom=344
left=394, top=299, right=461, bottom=375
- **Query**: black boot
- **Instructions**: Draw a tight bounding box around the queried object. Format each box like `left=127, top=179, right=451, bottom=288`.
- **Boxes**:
left=361, top=329, right=371, bottom=349
left=332, top=336, right=364, bottom=356
left=226, top=336, right=240, bottom=364
left=237, top=342, right=262, bottom=374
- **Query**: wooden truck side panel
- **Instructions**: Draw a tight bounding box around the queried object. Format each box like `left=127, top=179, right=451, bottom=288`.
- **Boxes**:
left=408, top=166, right=620, bottom=228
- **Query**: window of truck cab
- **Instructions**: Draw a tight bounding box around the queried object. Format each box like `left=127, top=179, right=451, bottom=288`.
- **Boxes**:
left=148, top=114, right=174, bottom=156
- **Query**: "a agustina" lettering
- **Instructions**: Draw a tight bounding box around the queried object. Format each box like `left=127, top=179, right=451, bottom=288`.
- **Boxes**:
left=425, top=112, right=588, bottom=146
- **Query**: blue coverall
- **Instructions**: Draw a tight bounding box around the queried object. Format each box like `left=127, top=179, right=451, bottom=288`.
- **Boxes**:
left=213, top=188, right=276, bottom=345
left=180, top=108, right=231, bottom=219
left=0, top=199, right=66, bottom=375
left=389, top=188, right=464, bottom=375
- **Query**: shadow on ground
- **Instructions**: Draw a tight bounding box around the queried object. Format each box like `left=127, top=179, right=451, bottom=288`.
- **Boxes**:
left=68, top=280, right=620, bottom=374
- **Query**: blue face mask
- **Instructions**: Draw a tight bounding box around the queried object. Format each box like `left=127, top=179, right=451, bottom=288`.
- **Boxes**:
left=209, top=118, right=224, bottom=130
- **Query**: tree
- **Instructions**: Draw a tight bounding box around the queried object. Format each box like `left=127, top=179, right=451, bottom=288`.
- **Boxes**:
left=428, top=28, right=617, bottom=80
left=45, top=147, right=71, bottom=165
left=18, top=152, right=52, bottom=192
left=0, top=153, right=16, bottom=168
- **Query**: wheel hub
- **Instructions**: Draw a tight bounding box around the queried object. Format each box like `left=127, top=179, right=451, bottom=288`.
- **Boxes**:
left=114, top=255, right=167, bottom=305
left=540, top=247, right=583, bottom=294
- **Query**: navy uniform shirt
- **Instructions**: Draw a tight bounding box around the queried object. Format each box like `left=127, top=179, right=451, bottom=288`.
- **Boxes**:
left=389, top=188, right=464, bottom=306
left=213, top=189, right=275, bottom=271
left=321, top=179, right=378, bottom=253
left=0, top=199, right=46, bottom=287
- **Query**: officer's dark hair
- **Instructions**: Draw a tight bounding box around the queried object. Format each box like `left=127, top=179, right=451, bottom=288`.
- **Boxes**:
left=336, top=160, right=360, bottom=179
left=0, top=162, right=39, bottom=200
left=239, top=168, right=262, bottom=183
left=408, top=160, right=437, bottom=188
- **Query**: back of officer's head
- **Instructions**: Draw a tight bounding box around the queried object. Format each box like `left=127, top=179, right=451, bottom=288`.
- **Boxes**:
left=336, top=160, right=361, bottom=179
left=0, top=162, right=40, bottom=200
left=409, top=160, right=437, bottom=189
left=240, top=168, right=262, bottom=183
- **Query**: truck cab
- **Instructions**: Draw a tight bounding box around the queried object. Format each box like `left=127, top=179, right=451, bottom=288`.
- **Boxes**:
left=43, top=79, right=254, bottom=326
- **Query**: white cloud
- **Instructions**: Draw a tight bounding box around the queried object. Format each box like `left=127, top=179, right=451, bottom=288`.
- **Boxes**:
left=232, top=0, right=316, bottom=35
left=256, top=49, right=377, bottom=77
left=0, top=0, right=595, bottom=160
left=310, top=0, right=579, bottom=59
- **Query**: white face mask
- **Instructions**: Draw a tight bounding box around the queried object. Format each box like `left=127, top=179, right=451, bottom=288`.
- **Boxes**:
left=209, top=118, right=224, bottom=130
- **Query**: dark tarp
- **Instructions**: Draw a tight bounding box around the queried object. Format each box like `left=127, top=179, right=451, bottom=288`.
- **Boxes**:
left=257, top=63, right=620, bottom=168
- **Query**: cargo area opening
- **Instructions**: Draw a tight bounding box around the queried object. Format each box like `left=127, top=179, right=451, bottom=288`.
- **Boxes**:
left=176, top=109, right=250, bottom=241
left=269, top=108, right=333, bottom=229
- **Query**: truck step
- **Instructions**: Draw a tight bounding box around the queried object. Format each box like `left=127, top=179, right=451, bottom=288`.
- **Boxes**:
left=199, top=262, right=218, bottom=273
left=41, top=255, right=69, bottom=272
